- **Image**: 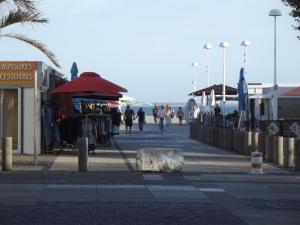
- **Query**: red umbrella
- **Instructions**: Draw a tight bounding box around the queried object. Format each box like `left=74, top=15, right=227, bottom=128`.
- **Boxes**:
left=52, top=72, right=127, bottom=94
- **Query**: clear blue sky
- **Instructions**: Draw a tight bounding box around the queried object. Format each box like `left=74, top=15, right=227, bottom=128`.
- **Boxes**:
left=0, top=0, right=300, bottom=103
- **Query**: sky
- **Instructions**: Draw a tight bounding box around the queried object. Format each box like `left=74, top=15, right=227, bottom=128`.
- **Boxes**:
left=0, top=0, right=300, bottom=103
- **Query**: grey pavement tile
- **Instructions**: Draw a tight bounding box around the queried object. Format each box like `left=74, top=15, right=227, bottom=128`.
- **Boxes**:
left=39, top=184, right=97, bottom=202
left=97, top=185, right=154, bottom=202
left=147, top=185, right=210, bottom=202
left=0, top=184, right=45, bottom=206
left=143, top=174, right=164, bottom=181
left=199, top=188, right=226, bottom=193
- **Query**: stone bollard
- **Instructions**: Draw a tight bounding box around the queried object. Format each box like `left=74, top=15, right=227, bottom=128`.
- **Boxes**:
left=78, top=137, right=89, bottom=172
left=2, top=137, right=13, bottom=171
left=244, top=131, right=252, bottom=155
left=295, top=139, right=300, bottom=171
left=274, top=136, right=284, bottom=166
left=252, top=132, right=259, bottom=152
left=283, top=137, right=294, bottom=168
left=265, top=135, right=273, bottom=162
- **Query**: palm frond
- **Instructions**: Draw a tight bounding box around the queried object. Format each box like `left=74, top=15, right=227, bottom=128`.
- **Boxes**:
left=1, top=33, right=60, bottom=68
left=0, top=9, right=48, bottom=29
left=0, top=0, right=37, bottom=12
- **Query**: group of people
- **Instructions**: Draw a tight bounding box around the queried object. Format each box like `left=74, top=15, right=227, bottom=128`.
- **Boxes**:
left=123, top=105, right=145, bottom=133
left=152, top=105, right=185, bottom=134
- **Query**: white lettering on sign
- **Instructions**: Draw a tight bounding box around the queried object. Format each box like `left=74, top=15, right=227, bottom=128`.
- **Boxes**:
left=0, top=74, right=33, bottom=80
left=0, top=63, right=32, bottom=71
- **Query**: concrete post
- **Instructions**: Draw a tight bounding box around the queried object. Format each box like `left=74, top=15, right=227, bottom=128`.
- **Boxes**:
left=275, top=136, right=284, bottom=166
left=78, top=137, right=89, bottom=172
left=283, top=137, right=294, bottom=168
left=2, top=137, right=13, bottom=171
left=237, top=131, right=243, bottom=154
left=244, top=131, right=252, bottom=155
left=252, top=132, right=259, bottom=152
left=265, top=135, right=273, bottom=162
left=295, top=139, right=300, bottom=171
left=258, top=133, right=266, bottom=157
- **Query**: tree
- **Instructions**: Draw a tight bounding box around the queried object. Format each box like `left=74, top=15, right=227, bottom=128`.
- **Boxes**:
left=0, top=0, right=60, bottom=67
left=282, top=0, right=300, bottom=40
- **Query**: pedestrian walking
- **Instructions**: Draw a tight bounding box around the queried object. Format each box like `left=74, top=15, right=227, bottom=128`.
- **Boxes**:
left=124, top=105, right=135, bottom=133
left=165, top=105, right=172, bottom=127
left=111, top=107, right=121, bottom=136
left=176, top=107, right=184, bottom=126
left=157, top=105, right=166, bottom=134
left=135, top=107, right=146, bottom=132
left=152, top=105, right=158, bottom=123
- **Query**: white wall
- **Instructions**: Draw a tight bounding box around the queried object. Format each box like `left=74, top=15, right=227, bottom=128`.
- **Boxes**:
left=23, top=88, right=35, bottom=154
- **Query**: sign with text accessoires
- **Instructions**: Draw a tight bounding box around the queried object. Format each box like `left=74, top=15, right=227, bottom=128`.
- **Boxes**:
left=0, top=62, right=36, bottom=87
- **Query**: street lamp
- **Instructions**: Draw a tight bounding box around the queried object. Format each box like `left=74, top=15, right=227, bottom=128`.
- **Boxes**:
left=204, top=43, right=212, bottom=88
left=191, top=62, right=198, bottom=94
left=269, top=9, right=282, bottom=120
left=219, top=42, right=229, bottom=127
left=241, top=40, right=251, bottom=69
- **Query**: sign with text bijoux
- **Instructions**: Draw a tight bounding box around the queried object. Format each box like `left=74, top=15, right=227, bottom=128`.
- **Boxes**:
left=0, top=62, right=36, bottom=87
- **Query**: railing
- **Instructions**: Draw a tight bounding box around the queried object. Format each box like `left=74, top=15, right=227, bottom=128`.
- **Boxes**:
left=189, top=123, right=300, bottom=171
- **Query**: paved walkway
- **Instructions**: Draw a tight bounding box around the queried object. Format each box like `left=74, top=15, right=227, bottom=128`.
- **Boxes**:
left=0, top=120, right=300, bottom=225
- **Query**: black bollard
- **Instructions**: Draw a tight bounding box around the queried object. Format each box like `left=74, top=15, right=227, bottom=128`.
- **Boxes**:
left=78, top=137, right=89, bottom=172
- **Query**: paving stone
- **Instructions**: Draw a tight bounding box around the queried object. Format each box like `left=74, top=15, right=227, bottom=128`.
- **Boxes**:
left=143, top=174, right=164, bottom=181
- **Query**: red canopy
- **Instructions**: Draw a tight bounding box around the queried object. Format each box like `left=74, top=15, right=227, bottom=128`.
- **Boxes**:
left=52, top=72, right=127, bottom=94
left=282, top=86, right=300, bottom=97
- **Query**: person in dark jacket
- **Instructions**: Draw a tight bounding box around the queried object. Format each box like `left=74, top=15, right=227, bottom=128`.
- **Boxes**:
left=111, top=107, right=121, bottom=135
left=135, top=107, right=146, bottom=132
left=124, top=105, right=135, bottom=133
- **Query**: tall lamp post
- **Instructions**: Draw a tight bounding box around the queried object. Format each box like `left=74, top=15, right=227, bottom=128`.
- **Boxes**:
left=269, top=9, right=282, bottom=120
left=241, top=40, right=251, bottom=69
left=219, top=42, right=229, bottom=127
left=191, top=62, right=198, bottom=96
left=204, top=43, right=212, bottom=88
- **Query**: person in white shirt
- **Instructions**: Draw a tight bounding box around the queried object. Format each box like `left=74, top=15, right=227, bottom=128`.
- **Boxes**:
left=157, top=105, right=166, bottom=134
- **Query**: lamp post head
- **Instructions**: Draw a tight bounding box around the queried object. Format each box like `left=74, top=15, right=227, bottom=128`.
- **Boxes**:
left=269, top=9, right=282, bottom=17
left=219, top=42, right=229, bottom=48
left=241, top=40, right=251, bottom=47
left=204, top=43, right=212, bottom=49
left=191, top=62, right=198, bottom=67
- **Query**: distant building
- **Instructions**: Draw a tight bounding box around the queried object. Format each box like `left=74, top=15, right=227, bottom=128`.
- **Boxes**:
left=248, top=83, right=300, bottom=121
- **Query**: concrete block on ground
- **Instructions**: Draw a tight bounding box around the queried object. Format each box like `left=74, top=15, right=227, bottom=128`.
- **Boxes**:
left=136, top=148, right=184, bottom=172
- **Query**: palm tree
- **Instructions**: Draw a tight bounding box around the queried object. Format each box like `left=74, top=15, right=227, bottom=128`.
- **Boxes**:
left=0, top=0, right=60, bottom=67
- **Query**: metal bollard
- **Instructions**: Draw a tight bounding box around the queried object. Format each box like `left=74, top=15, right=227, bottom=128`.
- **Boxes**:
left=2, top=137, right=13, bottom=171
left=283, top=137, right=294, bottom=168
left=275, top=136, right=284, bottom=166
left=78, top=137, right=89, bottom=172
